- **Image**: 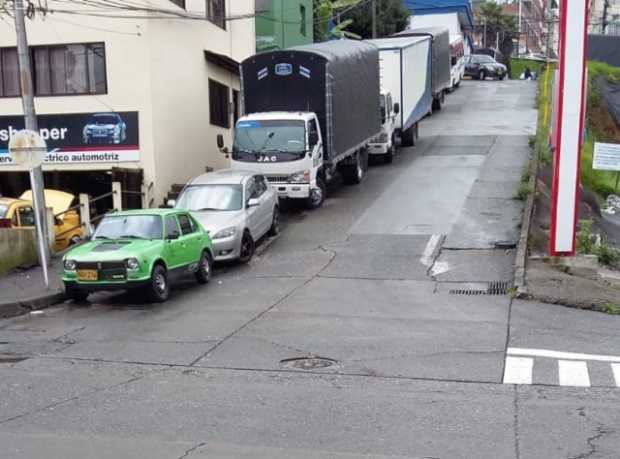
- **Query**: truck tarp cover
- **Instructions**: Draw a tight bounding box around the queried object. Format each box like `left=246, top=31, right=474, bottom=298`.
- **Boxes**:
left=588, top=34, right=620, bottom=68
left=393, top=27, right=451, bottom=95
left=241, top=40, right=381, bottom=163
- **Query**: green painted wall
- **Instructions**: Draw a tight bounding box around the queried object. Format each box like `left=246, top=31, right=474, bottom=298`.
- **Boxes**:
left=256, top=0, right=313, bottom=52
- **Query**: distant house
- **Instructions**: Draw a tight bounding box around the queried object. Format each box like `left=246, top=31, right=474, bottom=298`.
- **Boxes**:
left=255, top=0, right=313, bottom=52
left=403, top=0, right=475, bottom=54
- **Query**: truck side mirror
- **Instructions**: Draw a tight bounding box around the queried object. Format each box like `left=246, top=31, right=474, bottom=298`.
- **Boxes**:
left=216, top=134, right=224, bottom=149
left=393, top=103, right=400, bottom=115
left=380, top=107, right=386, bottom=124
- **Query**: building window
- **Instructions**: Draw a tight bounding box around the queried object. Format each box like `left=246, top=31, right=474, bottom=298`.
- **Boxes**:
left=209, top=79, right=230, bottom=128
left=0, top=48, right=20, bottom=97
left=300, top=4, right=307, bottom=36
left=32, top=43, right=107, bottom=96
left=207, top=0, right=226, bottom=29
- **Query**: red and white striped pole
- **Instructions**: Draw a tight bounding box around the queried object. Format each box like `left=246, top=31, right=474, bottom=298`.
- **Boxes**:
left=549, top=0, right=590, bottom=256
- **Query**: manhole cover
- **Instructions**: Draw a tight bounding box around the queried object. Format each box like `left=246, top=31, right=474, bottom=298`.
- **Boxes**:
left=280, top=356, right=338, bottom=370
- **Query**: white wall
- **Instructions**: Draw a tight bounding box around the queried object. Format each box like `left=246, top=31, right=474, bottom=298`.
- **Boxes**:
left=0, top=0, right=256, bottom=205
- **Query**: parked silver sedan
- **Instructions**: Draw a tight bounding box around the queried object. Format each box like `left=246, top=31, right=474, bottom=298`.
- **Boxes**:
left=173, top=170, right=279, bottom=262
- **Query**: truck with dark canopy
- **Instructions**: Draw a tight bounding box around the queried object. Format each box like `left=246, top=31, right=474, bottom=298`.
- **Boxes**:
left=216, top=40, right=381, bottom=209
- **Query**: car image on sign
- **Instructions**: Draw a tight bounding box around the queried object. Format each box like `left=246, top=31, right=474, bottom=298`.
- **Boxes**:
left=83, top=113, right=127, bottom=145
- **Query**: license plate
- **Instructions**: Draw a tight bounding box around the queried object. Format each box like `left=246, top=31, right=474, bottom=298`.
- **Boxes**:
left=77, top=269, right=98, bottom=281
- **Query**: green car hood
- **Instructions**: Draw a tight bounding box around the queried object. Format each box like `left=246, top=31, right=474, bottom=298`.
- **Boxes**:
left=65, top=239, right=163, bottom=262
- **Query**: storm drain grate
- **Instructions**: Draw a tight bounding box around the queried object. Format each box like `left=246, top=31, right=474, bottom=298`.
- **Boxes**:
left=449, top=280, right=513, bottom=296
left=280, top=356, right=338, bottom=370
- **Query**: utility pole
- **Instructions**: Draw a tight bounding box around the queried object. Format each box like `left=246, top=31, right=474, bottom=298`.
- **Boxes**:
left=13, top=0, right=51, bottom=287
left=371, top=0, right=377, bottom=39
left=518, top=0, right=522, bottom=56
left=603, top=0, right=610, bottom=33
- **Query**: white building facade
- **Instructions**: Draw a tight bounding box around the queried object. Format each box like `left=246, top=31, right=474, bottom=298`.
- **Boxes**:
left=0, top=0, right=255, bottom=208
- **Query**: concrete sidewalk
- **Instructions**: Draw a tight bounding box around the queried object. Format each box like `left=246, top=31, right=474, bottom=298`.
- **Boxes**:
left=0, top=259, right=65, bottom=318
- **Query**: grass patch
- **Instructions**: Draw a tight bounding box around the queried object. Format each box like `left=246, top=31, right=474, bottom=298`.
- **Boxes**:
left=511, top=58, right=545, bottom=80
left=581, top=61, right=620, bottom=198
left=601, top=303, right=620, bottom=315
left=576, top=219, right=620, bottom=267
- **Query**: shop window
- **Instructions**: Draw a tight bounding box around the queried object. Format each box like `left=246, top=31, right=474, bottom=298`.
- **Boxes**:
left=300, top=5, right=307, bottom=36
left=207, top=0, right=226, bottom=29
left=0, top=48, right=20, bottom=97
left=209, top=79, right=230, bottom=128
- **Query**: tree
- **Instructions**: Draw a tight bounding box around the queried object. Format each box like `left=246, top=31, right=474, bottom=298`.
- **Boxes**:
left=477, top=1, right=518, bottom=49
left=313, top=0, right=364, bottom=42
left=341, top=0, right=410, bottom=39
left=476, top=1, right=518, bottom=74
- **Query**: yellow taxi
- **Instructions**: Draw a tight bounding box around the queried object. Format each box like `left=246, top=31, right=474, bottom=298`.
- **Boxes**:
left=0, top=189, right=84, bottom=252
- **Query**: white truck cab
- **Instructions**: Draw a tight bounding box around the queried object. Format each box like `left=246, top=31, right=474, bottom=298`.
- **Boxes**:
left=218, top=111, right=326, bottom=208
left=369, top=92, right=399, bottom=163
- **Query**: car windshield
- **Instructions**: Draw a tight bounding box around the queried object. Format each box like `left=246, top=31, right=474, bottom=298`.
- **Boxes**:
left=91, top=115, right=118, bottom=125
left=233, top=120, right=306, bottom=155
left=93, top=215, right=163, bottom=240
left=0, top=204, right=8, bottom=218
left=470, top=55, right=495, bottom=64
left=176, top=184, right=243, bottom=212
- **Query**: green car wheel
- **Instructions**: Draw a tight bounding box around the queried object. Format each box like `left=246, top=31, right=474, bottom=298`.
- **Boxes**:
left=195, top=250, right=213, bottom=284
left=147, top=264, right=170, bottom=303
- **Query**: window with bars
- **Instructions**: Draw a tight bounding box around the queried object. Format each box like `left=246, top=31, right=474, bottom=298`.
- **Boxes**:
left=0, top=43, right=107, bottom=98
left=209, top=79, right=230, bottom=128
left=207, top=0, right=226, bottom=29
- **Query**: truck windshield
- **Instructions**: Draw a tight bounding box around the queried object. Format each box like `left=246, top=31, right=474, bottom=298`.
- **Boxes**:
left=176, top=185, right=243, bottom=212
left=233, top=120, right=306, bottom=161
left=93, top=215, right=163, bottom=240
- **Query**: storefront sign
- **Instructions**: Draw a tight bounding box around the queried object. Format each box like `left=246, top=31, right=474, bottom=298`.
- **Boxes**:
left=593, top=142, right=620, bottom=171
left=0, top=112, right=139, bottom=165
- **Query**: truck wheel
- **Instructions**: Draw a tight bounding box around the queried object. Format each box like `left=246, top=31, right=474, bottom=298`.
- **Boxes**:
left=401, top=126, right=415, bottom=147
left=384, top=146, right=394, bottom=164
left=195, top=250, right=213, bottom=284
left=306, top=178, right=326, bottom=209
left=342, top=151, right=365, bottom=185
left=146, top=264, right=169, bottom=303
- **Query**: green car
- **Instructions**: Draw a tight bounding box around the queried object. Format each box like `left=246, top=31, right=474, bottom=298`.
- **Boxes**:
left=62, top=209, right=214, bottom=302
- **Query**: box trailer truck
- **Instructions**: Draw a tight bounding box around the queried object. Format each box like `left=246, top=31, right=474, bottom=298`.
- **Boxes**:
left=393, top=27, right=451, bottom=112
left=217, top=40, right=381, bottom=209
left=366, top=36, right=433, bottom=159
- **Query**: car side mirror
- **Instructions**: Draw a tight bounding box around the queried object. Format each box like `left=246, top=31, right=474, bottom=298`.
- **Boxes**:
left=168, top=230, right=180, bottom=240
left=309, top=131, right=319, bottom=147
left=167, top=199, right=176, bottom=208
left=247, top=198, right=260, bottom=208
left=393, top=103, right=400, bottom=115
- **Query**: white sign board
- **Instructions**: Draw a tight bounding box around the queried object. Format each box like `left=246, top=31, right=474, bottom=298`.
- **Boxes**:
left=593, top=142, right=620, bottom=171
left=549, top=0, right=589, bottom=256
left=8, top=129, right=47, bottom=169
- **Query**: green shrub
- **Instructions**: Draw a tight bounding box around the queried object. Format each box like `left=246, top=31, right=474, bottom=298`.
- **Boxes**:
left=576, top=220, right=595, bottom=254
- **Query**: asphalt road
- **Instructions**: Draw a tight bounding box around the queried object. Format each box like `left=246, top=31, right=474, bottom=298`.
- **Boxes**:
left=2, top=80, right=620, bottom=459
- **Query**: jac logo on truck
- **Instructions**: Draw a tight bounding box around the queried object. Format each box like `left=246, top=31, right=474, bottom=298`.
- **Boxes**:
left=275, top=63, right=293, bottom=76
left=257, top=155, right=277, bottom=162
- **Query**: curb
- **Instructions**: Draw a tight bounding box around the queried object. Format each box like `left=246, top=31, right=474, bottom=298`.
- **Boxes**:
left=0, top=290, right=65, bottom=319
left=514, top=152, right=539, bottom=297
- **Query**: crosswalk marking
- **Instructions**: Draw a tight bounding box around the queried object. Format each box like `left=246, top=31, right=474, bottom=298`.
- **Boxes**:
left=503, top=348, right=620, bottom=388
left=612, top=364, right=620, bottom=387
left=503, top=356, right=533, bottom=384
left=558, top=360, right=591, bottom=387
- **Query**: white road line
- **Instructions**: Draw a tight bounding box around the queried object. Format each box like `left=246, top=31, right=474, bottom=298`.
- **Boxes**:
left=503, top=356, right=533, bottom=384
left=558, top=360, right=591, bottom=387
left=420, top=234, right=442, bottom=267
left=507, top=347, right=620, bottom=363
left=612, top=364, right=620, bottom=387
